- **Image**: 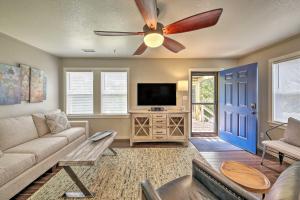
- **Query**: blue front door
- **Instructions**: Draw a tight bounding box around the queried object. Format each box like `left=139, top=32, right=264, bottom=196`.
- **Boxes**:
left=219, top=63, right=258, bottom=154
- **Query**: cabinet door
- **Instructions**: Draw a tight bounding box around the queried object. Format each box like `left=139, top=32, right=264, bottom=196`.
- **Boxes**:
left=167, top=114, right=185, bottom=139
left=132, top=114, right=152, bottom=139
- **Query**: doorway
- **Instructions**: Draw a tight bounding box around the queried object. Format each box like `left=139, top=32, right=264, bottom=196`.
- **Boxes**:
left=191, top=72, right=218, bottom=137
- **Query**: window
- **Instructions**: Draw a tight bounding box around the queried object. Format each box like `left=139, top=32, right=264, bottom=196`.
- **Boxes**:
left=272, top=57, right=300, bottom=122
left=66, top=72, right=93, bottom=114
left=65, top=69, right=128, bottom=116
left=101, top=72, right=128, bottom=114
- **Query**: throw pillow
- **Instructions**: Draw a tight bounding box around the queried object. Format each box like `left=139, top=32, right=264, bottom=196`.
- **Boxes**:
left=32, top=109, right=61, bottom=136
left=283, top=117, right=300, bottom=147
left=45, top=112, right=71, bottom=134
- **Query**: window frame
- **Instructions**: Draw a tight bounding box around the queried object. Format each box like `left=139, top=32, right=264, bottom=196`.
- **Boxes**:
left=100, top=70, right=129, bottom=115
left=65, top=71, right=94, bottom=115
left=269, top=51, right=300, bottom=125
left=63, top=68, right=130, bottom=118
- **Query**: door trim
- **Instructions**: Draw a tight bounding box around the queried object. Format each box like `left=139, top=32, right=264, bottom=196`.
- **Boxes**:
left=188, top=68, right=225, bottom=138
left=190, top=71, right=218, bottom=137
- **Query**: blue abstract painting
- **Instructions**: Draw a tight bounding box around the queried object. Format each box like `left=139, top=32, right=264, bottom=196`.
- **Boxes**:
left=0, top=64, right=21, bottom=105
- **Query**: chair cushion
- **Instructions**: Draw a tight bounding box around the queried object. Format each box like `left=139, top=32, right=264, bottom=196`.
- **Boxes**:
left=0, top=116, right=39, bottom=151
left=45, top=112, right=71, bottom=134
left=262, top=140, right=300, bottom=159
left=265, top=162, right=300, bottom=200
left=32, top=109, right=61, bottom=137
left=5, top=137, right=68, bottom=163
left=43, top=127, right=85, bottom=143
left=157, top=175, right=217, bottom=200
left=283, top=117, right=300, bottom=147
left=0, top=153, right=36, bottom=187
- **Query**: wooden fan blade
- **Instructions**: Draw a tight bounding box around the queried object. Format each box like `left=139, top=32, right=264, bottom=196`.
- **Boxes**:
left=133, top=43, right=147, bottom=55
left=135, top=0, right=158, bottom=29
left=164, top=8, right=223, bottom=34
left=94, top=31, right=144, bottom=36
left=163, top=37, right=185, bottom=53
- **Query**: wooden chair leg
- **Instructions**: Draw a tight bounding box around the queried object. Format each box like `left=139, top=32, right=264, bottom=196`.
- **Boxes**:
left=279, top=152, right=284, bottom=165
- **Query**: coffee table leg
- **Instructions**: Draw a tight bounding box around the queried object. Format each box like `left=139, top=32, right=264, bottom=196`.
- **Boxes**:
left=108, top=147, right=117, bottom=156
left=63, top=166, right=95, bottom=198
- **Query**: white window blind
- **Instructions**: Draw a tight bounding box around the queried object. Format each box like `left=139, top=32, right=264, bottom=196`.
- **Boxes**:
left=66, top=72, right=93, bottom=114
left=101, top=71, right=128, bottom=114
left=272, top=57, right=300, bottom=122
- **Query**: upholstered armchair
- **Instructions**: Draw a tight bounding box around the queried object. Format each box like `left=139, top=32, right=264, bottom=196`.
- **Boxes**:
left=141, top=159, right=300, bottom=200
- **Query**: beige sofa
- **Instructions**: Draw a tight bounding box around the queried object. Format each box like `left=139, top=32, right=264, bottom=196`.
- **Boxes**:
left=0, top=112, right=89, bottom=200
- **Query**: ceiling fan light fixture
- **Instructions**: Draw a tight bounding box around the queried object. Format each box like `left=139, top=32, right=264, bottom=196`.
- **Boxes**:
left=144, top=33, right=164, bottom=48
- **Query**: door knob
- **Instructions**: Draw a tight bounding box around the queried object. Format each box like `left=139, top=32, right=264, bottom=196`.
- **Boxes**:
left=250, top=103, right=256, bottom=110
left=250, top=103, right=256, bottom=114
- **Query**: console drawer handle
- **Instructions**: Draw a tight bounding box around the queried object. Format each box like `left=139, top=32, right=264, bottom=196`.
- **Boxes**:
left=156, top=131, right=162, bottom=133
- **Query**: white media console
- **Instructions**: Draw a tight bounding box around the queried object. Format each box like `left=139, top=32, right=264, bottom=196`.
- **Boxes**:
left=129, top=110, right=189, bottom=146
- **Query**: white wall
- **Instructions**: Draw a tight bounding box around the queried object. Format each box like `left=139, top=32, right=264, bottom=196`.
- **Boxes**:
left=0, top=33, right=60, bottom=118
left=61, top=58, right=237, bottom=139
left=238, top=34, right=300, bottom=147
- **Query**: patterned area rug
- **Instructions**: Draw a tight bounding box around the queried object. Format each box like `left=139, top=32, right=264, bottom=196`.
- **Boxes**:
left=29, top=147, right=205, bottom=200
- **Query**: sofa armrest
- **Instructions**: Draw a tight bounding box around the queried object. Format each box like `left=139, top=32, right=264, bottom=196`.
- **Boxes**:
left=69, top=121, right=89, bottom=139
left=141, top=180, right=162, bottom=200
left=192, top=159, right=259, bottom=200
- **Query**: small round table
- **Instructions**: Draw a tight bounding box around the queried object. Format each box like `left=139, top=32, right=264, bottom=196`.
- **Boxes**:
left=220, top=161, right=271, bottom=198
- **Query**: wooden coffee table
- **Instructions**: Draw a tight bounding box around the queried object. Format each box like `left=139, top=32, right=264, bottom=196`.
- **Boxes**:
left=220, top=161, right=270, bottom=197
left=59, top=131, right=117, bottom=198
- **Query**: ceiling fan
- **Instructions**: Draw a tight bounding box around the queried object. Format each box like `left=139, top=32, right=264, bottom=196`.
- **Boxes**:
left=94, top=0, right=223, bottom=55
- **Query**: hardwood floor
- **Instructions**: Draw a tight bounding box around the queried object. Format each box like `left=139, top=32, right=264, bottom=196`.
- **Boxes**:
left=13, top=166, right=62, bottom=200
left=14, top=139, right=288, bottom=199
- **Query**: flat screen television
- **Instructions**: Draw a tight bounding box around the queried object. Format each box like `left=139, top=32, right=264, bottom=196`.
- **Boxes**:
left=137, top=83, right=176, bottom=106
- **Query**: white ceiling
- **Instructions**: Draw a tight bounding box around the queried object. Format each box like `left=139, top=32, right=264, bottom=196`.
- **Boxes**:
left=0, top=0, right=300, bottom=58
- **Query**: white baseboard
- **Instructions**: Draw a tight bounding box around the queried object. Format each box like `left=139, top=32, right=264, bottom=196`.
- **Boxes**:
left=115, top=136, right=130, bottom=140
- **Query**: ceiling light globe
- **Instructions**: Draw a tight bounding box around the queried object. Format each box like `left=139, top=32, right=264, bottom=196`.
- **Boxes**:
left=144, top=33, right=164, bottom=48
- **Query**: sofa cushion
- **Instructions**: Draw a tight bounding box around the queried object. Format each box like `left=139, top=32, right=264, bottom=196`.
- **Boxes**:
left=0, top=153, right=36, bottom=187
left=0, top=116, right=39, bottom=151
left=262, top=140, right=300, bottom=159
left=0, top=150, right=3, bottom=158
left=283, top=117, right=300, bottom=147
left=5, top=137, right=68, bottom=163
left=32, top=109, right=61, bottom=137
left=44, top=127, right=85, bottom=143
left=45, top=112, right=71, bottom=134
